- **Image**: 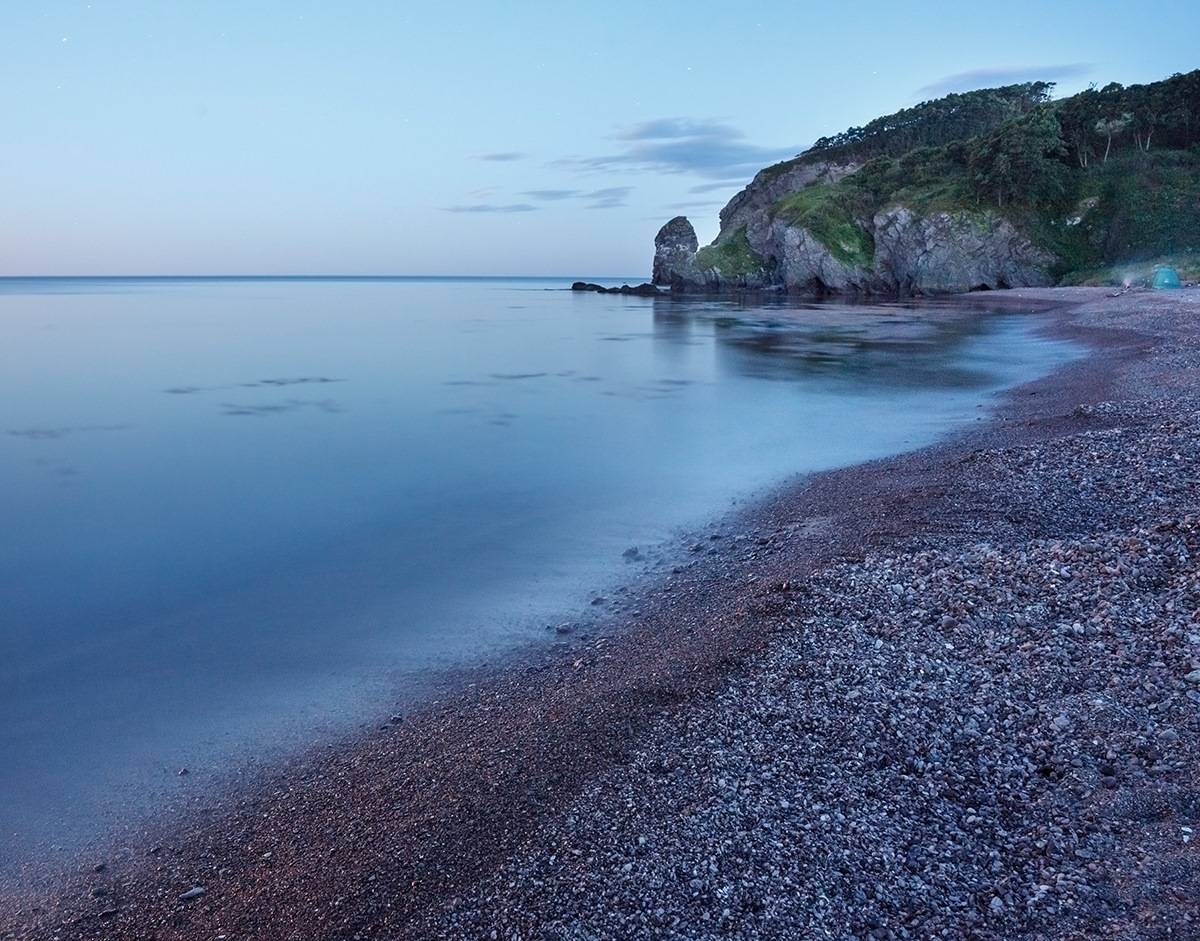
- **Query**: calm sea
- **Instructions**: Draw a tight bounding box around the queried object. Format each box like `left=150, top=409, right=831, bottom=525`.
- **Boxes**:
left=0, top=276, right=1080, bottom=861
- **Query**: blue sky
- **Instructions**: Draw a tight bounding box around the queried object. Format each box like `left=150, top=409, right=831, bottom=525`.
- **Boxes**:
left=2, top=1, right=1196, bottom=276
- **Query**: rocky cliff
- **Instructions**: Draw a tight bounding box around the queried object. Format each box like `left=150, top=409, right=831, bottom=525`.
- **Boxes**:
left=653, top=206, right=1054, bottom=296
left=651, top=71, right=1200, bottom=296
left=715, top=158, right=859, bottom=243
left=654, top=172, right=1056, bottom=297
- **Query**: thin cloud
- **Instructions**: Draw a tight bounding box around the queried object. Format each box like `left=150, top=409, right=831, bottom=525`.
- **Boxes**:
left=614, top=118, right=740, bottom=141
left=583, top=186, right=632, bottom=209
left=522, top=189, right=582, bottom=200
left=443, top=203, right=538, bottom=213
left=518, top=186, right=633, bottom=208
left=555, top=117, right=800, bottom=181
left=474, top=151, right=529, bottom=162
left=916, top=63, right=1092, bottom=98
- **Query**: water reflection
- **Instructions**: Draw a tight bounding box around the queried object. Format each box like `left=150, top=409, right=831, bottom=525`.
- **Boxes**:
left=0, top=277, right=1080, bottom=864
left=651, top=296, right=1011, bottom=388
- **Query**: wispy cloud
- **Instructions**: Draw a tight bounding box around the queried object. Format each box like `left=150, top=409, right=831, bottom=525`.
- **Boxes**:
left=583, top=186, right=632, bottom=209
left=554, top=117, right=799, bottom=180
left=518, top=187, right=633, bottom=208
left=443, top=203, right=538, bottom=213
left=522, top=189, right=581, bottom=200
left=614, top=118, right=737, bottom=141
left=916, top=63, right=1092, bottom=98
left=474, top=151, right=529, bottom=162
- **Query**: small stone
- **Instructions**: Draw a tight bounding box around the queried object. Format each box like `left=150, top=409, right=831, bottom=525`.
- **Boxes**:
left=178, top=886, right=206, bottom=901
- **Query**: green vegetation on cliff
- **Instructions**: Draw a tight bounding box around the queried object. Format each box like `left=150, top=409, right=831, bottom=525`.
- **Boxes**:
left=760, top=83, right=1053, bottom=182
left=774, top=185, right=874, bottom=268
left=763, top=70, right=1200, bottom=282
left=694, top=226, right=767, bottom=278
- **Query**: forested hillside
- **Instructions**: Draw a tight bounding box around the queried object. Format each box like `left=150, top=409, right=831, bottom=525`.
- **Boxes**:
left=782, top=71, right=1200, bottom=282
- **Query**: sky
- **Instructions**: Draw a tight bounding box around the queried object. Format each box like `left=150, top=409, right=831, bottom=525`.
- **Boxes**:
left=2, top=1, right=1196, bottom=277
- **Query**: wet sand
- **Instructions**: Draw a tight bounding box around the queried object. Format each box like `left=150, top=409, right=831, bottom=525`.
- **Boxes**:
left=3, top=287, right=1198, bottom=939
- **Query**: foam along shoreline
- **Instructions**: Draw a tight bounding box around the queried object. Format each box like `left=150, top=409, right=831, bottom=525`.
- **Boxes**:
left=4, top=286, right=1199, bottom=940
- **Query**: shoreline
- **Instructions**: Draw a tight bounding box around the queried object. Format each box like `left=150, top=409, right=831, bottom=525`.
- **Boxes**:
left=4, top=286, right=1197, bottom=939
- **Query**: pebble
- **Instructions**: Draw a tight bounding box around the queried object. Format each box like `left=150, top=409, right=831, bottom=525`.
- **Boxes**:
left=429, top=302, right=1200, bottom=941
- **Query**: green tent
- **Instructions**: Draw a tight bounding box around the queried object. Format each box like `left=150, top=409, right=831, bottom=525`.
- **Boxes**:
left=1152, top=265, right=1182, bottom=289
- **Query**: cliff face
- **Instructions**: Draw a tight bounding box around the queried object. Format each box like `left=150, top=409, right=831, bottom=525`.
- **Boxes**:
left=653, top=203, right=1054, bottom=296
left=871, top=208, right=1054, bottom=294
left=715, top=159, right=860, bottom=242
left=653, top=168, right=1056, bottom=297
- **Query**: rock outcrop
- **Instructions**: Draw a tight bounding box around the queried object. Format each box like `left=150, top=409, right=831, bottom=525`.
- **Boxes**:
left=651, top=217, right=700, bottom=288
left=717, top=159, right=859, bottom=242
left=768, top=219, right=865, bottom=293
left=655, top=203, right=1055, bottom=297
left=871, top=208, right=1054, bottom=293
left=571, top=281, right=662, bottom=296
left=652, top=159, right=1057, bottom=296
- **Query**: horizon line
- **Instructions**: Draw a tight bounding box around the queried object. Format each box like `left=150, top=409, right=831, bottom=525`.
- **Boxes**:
left=0, top=273, right=646, bottom=281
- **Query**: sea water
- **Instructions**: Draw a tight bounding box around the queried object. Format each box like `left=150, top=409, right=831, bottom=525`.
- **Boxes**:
left=0, top=276, right=1080, bottom=861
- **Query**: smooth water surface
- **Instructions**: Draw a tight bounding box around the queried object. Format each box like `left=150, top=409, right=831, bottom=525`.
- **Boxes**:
left=0, top=277, right=1079, bottom=860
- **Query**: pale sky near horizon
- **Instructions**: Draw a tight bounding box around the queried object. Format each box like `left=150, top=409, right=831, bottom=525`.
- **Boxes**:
left=3, top=1, right=1196, bottom=277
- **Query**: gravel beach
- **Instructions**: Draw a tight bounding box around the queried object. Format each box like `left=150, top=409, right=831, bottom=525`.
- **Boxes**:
left=3, top=287, right=1198, bottom=940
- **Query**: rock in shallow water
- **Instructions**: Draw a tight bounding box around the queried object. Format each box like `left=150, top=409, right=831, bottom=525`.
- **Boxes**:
left=570, top=281, right=661, bottom=296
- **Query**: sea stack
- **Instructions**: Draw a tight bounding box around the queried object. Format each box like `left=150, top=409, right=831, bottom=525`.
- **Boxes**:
left=651, top=216, right=700, bottom=289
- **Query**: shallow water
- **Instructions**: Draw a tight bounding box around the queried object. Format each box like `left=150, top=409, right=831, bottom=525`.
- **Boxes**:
left=0, top=277, right=1080, bottom=861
